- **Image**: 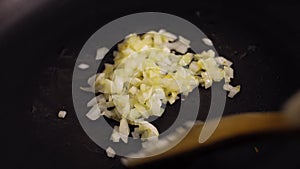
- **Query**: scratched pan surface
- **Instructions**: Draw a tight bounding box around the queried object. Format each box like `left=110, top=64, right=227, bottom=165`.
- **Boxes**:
left=1, top=0, right=300, bottom=169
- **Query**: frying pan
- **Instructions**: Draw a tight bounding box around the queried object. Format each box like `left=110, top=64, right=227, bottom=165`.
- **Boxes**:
left=1, top=0, right=300, bottom=169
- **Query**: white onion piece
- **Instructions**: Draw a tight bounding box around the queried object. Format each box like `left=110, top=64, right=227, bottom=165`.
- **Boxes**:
left=165, top=41, right=187, bottom=54
left=102, top=109, right=113, bottom=118
left=223, top=83, right=233, bottom=91
left=86, top=105, right=101, bottom=120
left=131, top=127, right=141, bottom=139
left=106, top=146, right=116, bottom=158
left=96, top=47, right=109, bottom=60
left=228, top=85, right=241, bottom=98
left=158, top=29, right=166, bottom=33
left=159, top=30, right=177, bottom=41
left=119, top=118, right=130, bottom=143
left=224, top=66, right=234, bottom=83
left=78, top=63, right=89, bottom=70
left=87, top=97, right=97, bottom=107
left=138, top=121, right=159, bottom=137
left=110, top=126, right=121, bottom=142
left=87, top=74, right=97, bottom=87
left=173, top=43, right=189, bottom=54
left=125, top=33, right=137, bottom=39
left=58, top=110, right=67, bottom=118
left=87, top=95, right=106, bottom=107
left=202, top=37, right=213, bottom=46
left=178, top=36, right=191, bottom=46
left=215, top=56, right=233, bottom=66
left=80, top=86, right=95, bottom=93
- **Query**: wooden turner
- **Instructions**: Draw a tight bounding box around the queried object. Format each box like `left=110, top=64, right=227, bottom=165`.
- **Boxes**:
left=121, top=92, right=300, bottom=168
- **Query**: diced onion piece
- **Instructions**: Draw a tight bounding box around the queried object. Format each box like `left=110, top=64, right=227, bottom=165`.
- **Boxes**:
left=179, top=53, right=193, bottom=66
left=131, top=127, right=141, bottom=139
left=223, top=83, right=233, bottom=91
left=58, top=110, right=67, bottom=118
left=189, top=61, right=201, bottom=73
left=78, top=63, right=89, bottom=70
left=159, top=30, right=177, bottom=41
left=147, top=94, right=163, bottom=116
left=200, top=72, right=213, bottom=89
left=224, top=66, right=234, bottom=83
left=87, top=95, right=105, bottom=107
left=138, top=121, right=159, bottom=140
left=178, top=36, right=191, bottom=46
left=129, top=86, right=138, bottom=95
left=202, top=37, right=213, bottom=46
left=119, top=118, right=130, bottom=143
left=80, top=86, right=95, bottom=93
left=102, top=109, right=113, bottom=118
left=110, top=126, right=121, bottom=142
left=87, top=74, right=97, bottom=87
left=166, top=41, right=189, bottom=54
left=153, top=34, right=163, bottom=45
left=86, top=105, right=101, bottom=120
left=125, top=33, right=137, bottom=39
left=87, top=97, right=97, bottom=107
left=96, top=47, right=109, bottom=60
left=228, top=85, right=241, bottom=98
left=215, top=56, right=233, bottom=66
left=106, top=146, right=116, bottom=158
left=112, top=95, right=130, bottom=117
left=203, top=58, right=223, bottom=81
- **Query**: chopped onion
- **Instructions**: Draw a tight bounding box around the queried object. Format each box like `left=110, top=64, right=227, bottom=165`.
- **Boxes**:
left=159, top=30, right=177, bottom=41
left=80, top=86, right=95, bottom=93
left=106, top=146, right=116, bottom=158
left=87, top=74, right=97, bottom=87
left=87, top=97, right=97, bottom=107
left=86, top=105, right=101, bottom=120
left=178, top=36, right=191, bottom=46
left=224, top=66, right=234, bottom=83
left=119, top=118, right=130, bottom=143
left=81, top=30, right=241, bottom=147
left=215, top=56, right=233, bottom=67
left=228, top=85, right=241, bottom=98
left=166, top=41, right=189, bottom=54
left=110, top=126, right=121, bottom=142
left=78, top=63, right=89, bottom=70
left=202, top=37, right=213, bottom=46
left=131, top=127, right=141, bottom=139
left=58, top=110, right=67, bottom=119
left=96, top=47, right=109, bottom=60
left=223, top=83, right=233, bottom=91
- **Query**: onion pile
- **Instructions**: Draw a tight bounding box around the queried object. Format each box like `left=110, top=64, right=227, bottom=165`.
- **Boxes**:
left=80, top=29, right=240, bottom=145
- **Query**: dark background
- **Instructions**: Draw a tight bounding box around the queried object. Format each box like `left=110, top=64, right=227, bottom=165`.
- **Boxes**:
left=1, top=0, right=300, bottom=169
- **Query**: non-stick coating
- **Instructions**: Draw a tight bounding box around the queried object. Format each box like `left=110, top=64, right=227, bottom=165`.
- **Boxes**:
left=1, top=1, right=300, bottom=169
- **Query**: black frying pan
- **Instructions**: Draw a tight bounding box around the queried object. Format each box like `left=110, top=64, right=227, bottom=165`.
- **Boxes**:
left=1, top=0, right=300, bottom=169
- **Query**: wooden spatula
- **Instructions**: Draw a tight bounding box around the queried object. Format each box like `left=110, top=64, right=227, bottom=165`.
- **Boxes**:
left=121, top=91, right=300, bottom=168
